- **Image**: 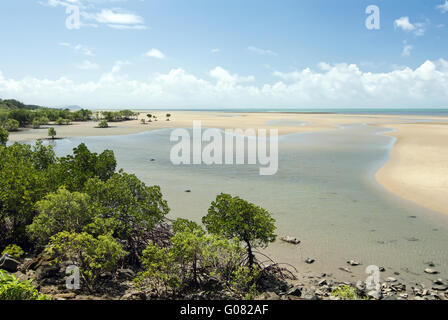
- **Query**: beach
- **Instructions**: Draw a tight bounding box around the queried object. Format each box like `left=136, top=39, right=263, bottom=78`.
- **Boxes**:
left=8, top=110, right=448, bottom=218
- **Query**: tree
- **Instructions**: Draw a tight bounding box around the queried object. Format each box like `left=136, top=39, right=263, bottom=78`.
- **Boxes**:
left=146, top=114, right=152, bottom=122
left=56, top=117, right=65, bottom=125
left=48, top=127, right=56, bottom=139
left=5, top=119, right=19, bottom=132
left=27, top=188, right=95, bottom=245
left=84, top=171, right=169, bottom=261
left=166, top=114, right=171, bottom=121
left=45, top=231, right=127, bottom=292
left=202, top=194, right=276, bottom=268
left=0, top=127, right=8, bottom=146
left=98, top=120, right=109, bottom=128
left=140, top=119, right=146, bottom=124
left=32, top=119, right=40, bottom=129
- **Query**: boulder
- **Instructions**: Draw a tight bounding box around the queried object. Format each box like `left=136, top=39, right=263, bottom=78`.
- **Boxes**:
left=280, top=236, right=301, bottom=245
left=367, top=290, right=383, bottom=300
left=305, top=258, right=315, bottom=264
left=117, top=268, right=136, bottom=280
left=0, top=254, right=21, bottom=272
left=287, top=285, right=302, bottom=297
left=35, top=264, right=59, bottom=280
left=424, top=268, right=439, bottom=275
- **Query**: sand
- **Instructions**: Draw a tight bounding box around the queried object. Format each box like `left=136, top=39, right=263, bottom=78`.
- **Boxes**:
left=376, top=122, right=448, bottom=216
left=8, top=110, right=448, bottom=216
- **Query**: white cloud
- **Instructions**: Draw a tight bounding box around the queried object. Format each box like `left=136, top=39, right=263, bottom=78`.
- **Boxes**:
left=93, top=9, right=144, bottom=25
left=59, top=42, right=93, bottom=56
left=1, top=60, right=448, bottom=108
left=211, top=48, right=220, bottom=54
left=76, top=60, right=99, bottom=70
left=402, top=43, right=413, bottom=57
left=143, top=49, right=165, bottom=59
left=394, top=16, right=426, bottom=36
left=437, top=1, right=448, bottom=13
left=248, top=46, right=277, bottom=56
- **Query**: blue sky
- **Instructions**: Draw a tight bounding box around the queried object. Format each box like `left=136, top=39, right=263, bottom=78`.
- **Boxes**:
left=0, top=0, right=448, bottom=109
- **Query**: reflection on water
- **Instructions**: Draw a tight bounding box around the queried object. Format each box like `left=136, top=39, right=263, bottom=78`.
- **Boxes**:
left=48, top=124, right=448, bottom=285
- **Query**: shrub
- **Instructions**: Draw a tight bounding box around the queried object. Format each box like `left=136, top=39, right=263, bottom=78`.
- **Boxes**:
left=4, top=119, right=19, bottom=132
left=0, top=270, right=50, bottom=300
left=55, top=118, right=65, bottom=125
left=229, top=266, right=260, bottom=299
left=1, top=244, right=24, bottom=259
left=38, top=116, right=50, bottom=125
left=32, top=119, right=41, bottom=129
left=203, top=194, right=276, bottom=267
left=45, top=231, right=127, bottom=292
left=27, top=188, right=95, bottom=245
left=98, top=120, right=109, bottom=128
left=331, top=285, right=368, bottom=300
left=48, top=127, right=56, bottom=139
left=0, top=126, right=8, bottom=146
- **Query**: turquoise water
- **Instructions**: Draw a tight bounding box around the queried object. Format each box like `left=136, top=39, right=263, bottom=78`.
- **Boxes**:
left=47, top=123, right=448, bottom=285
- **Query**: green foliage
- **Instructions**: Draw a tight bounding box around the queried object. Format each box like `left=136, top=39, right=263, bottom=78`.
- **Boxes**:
left=57, top=143, right=116, bottom=191
left=1, top=244, right=24, bottom=259
left=137, top=219, right=245, bottom=296
left=331, top=285, right=368, bottom=300
left=45, top=231, right=127, bottom=291
left=203, top=194, right=276, bottom=267
left=0, top=270, right=50, bottom=300
left=136, top=242, right=180, bottom=295
left=229, top=266, right=260, bottom=299
left=98, top=120, right=109, bottom=128
left=140, top=119, right=146, bottom=124
left=102, top=110, right=137, bottom=122
left=0, top=143, right=56, bottom=247
left=84, top=171, right=169, bottom=252
left=0, top=126, right=8, bottom=145
left=4, top=119, right=19, bottom=132
left=38, top=116, right=50, bottom=125
left=32, top=118, right=40, bottom=129
left=48, top=127, right=56, bottom=139
left=27, top=188, right=95, bottom=245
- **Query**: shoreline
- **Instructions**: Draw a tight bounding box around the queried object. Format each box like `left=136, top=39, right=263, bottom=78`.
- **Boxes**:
left=8, top=111, right=448, bottom=218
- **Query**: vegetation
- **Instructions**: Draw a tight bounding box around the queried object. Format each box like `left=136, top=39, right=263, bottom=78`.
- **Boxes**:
left=0, top=270, right=50, bottom=300
left=48, top=127, right=56, bottom=139
left=203, top=194, right=277, bottom=267
left=32, top=118, right=41, bottom=129
left=4, top=119, right=19, bottom=132
left=1, top=244, right=24, bottom=259
left=0, top=136, right=280, bottom=300
left=98, top=120, right=109, bottom=128
left=0, top=127, right=8, bottom=146
left=102, top=110, right=138, bottom=122
left=331, top=285, right=368, bottom=300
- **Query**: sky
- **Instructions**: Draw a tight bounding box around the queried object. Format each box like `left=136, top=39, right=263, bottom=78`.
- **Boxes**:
left=0, top=0, right=448, bottom=109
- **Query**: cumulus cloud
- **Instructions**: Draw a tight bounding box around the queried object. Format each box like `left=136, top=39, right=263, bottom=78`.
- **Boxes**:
left=437, top=1, right=448, bottom=13
left=143, top=49, right=166, bottom=59
left=248, top=46, right=277, bottom=56
left=1, top=60, right=448, bottom=108
left=394, top=17, right=426, bottom=36
left=402, top=43, right=413, bottom=57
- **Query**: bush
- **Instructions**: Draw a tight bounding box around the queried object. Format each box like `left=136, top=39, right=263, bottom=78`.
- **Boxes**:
left=203, top=194, right=276, bottom=267
left=45, top=231, right=127, bottom=292
left=0, top=270, right=50, bottom=300
left=229, top=266, right=260, bottom=299
left=4, top=119, right=19, bottom=132
left=331, top=285, right=368, bottom=300
left=98, top=120, right=109, bottom=128
left=1, top=244, right=24, bottom=259
left=48, top=127, right=56, bottom=139
left=27, top=188, right=95, bottom=245
left=32, top=119, right=40, bottom=129
left=0, top=126, right=8, bottom=145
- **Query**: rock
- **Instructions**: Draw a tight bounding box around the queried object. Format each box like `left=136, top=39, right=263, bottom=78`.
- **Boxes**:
left=35, top=265, right=59, bottom=280
left=287, top=285, right=302, bottom=297
left=424, top=268, right=439, bottom=275
left=120, top=290, right=146, bottom=300
left=280, top=236, right=301, bottom=245
left=117, top=268, right=135, bottom=280
left=394, top=272, right=400, bottom=276
left=356, top=281, right=366, bottom=291
left=257, top=292, right=281, bottom=300
left=367, top=290, right=382, bottom=300
left=434, top=279, right=445, bottom=285
left=339, top=267, right=352, bottom=273
left=305, top=258, right=315, bottom=264
left=318, top=279, right=327, bottom=286
left=432, top=285, right=448, bottom=291
left=386, top=277, right=397, bottom=283
left=53, top=292, right=76, bottom=300
left=185, top=190, right=191, bottom=193
left=379, top=267, right=386, bottom=272
left=0, top=254, right=21, bottom=272
left=346, top=260, right=361, bottom=266
left=425, top=261, right=436, bottom=267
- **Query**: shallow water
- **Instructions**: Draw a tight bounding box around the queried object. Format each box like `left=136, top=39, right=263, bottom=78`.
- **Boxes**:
left=47, top=123, right=448, bottom=285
